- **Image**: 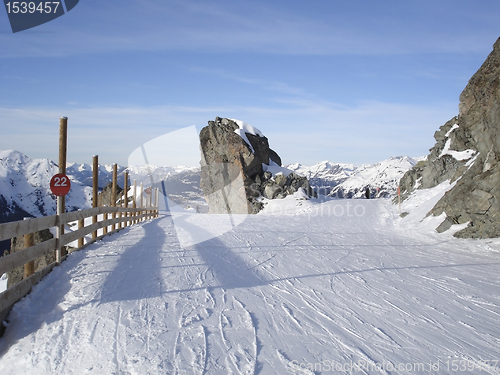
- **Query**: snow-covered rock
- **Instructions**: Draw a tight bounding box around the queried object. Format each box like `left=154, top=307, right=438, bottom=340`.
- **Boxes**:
left=199, top=117, right=292, bottom=214
left=399, top=37, right=500, bottom=238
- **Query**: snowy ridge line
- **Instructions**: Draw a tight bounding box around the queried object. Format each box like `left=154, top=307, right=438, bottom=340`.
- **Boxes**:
left=0, top=204, right=158, bottom=319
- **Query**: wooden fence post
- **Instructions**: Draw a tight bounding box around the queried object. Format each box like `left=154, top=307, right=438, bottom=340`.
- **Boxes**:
left=146, top=188, right=149, bottom=220
left=148, top=189, right=151, bottom=219
left=150, top=189, right=153, bottom=218
left=56, top=116, right=68, bottom=264
left=152, top=188, right=156, bottom=219
left=112, top=164, right=117, bottom=231
left=140, top=183, right=144, bottom=222
left=23, top=231, right=35, bottom=279
left=156, top=188, right=159, bottom=217
left=92, top=155, right=98, bottom=239
left=154, top=188, right=156, bottom=217
left=124, top=172, right=128, bottom=227
left=0, top=196, right=164, bottom=309
left=103, top=211, right=108, bottom=235
left=133, top=180, right=137, bottom=224
left=78, top=218, right=84, bottom=248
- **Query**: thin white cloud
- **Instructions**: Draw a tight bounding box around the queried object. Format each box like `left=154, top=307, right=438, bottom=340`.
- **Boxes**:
left=0, top=0, right=498, bottom=58
left=0, top=99, right=457, bottom=166
left=190, top=67, right=311, bottom=98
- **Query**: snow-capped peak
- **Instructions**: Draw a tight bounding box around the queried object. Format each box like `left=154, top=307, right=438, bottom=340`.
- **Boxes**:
left=0, top=150, right=92, bottom=219
left=287, top=156, right=420, bottom=198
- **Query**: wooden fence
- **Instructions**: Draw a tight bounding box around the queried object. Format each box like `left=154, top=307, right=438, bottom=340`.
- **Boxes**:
left=0, top=203, right=159, bottom=315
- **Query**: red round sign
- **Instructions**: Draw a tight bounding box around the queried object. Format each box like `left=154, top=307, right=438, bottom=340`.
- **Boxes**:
left=50, top=173, right=71, bottom=196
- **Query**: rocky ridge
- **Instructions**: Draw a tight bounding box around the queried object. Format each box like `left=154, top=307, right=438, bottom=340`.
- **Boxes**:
left=399, top=37, right=500, bottom=238
left=290, top=157, right=418, bottom=198
left=286, top=161, right=357, bottom=196
left=199, top=117, right=314, bottom=214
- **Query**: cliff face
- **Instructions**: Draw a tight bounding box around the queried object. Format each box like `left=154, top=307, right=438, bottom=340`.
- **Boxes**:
left=199, top=117, right=271, bottom=214
left=399, top=37, right=500, bottom=238
left=199, top=117, right=313, bottom=214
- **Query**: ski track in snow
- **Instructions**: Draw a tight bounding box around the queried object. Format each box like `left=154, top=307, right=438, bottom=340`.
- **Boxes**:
left=1, top=200, right=500, bottom=374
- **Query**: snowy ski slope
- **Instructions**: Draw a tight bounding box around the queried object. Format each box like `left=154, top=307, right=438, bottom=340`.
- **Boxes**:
left=0, top=197, right=499, bottom=374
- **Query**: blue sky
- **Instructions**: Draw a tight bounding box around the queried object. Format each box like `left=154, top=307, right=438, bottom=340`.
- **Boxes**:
left=1, top=0, right=499, bottom=167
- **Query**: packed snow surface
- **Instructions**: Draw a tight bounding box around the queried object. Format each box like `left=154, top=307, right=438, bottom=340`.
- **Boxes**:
left=1, top=197, right=500, bottom=374
left=263, top=161, right=294, bottom=177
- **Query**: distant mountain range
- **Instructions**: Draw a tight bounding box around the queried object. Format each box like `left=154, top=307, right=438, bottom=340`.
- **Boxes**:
left=65, top=162, right=128, bottom=190
left=0, top=150, right=91, bottom=220
left=0, top=150, right=123, bottom=253
left=0, top=149, right=420, bottom=252
left=287, top=156, right=422, bottom=198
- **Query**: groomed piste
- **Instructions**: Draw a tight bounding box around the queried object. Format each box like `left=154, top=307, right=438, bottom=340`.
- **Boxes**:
left=0, top=193, right=499, bottom=374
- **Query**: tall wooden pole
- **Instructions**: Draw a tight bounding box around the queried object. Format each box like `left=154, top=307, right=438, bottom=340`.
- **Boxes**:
left=147, top=189, right=150, bottom=219
left=112, top=164, right=117, bottom=231
left=156, top=188, right=159, bottom=217
left=92, top=155, right=98, bottom=239
left=59, top=117, right=68, bottom=172
left=56, top=116, right=68, bottom=264
left=124, top=172, right=128, bottom=227
left=154, top=188, right=158, bottom=218
left=133, top=180, right=137, bottom=224
left=59, top=116, right=67, bottom=212
left=152, top=188, right=156, bottom=218
left=140, top=182, right=144, bottom=222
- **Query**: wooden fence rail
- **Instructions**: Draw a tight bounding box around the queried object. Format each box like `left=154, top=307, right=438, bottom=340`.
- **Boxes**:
left=0, top=204, right=159, bottom=314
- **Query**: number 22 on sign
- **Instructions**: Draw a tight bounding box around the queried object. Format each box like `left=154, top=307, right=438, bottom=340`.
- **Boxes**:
left=50, top=173, right=71, bottom=196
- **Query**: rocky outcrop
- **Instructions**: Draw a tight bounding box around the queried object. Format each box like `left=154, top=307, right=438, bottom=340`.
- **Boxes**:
left=260, top=171, right=313, bottom=200
left=199, top=117, right=313, bottom=214
left=97, top=182, right=124, bottom=207
left=398, top=37, right=500, bottom=238
left=398, top=116, right=468, bottom=200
